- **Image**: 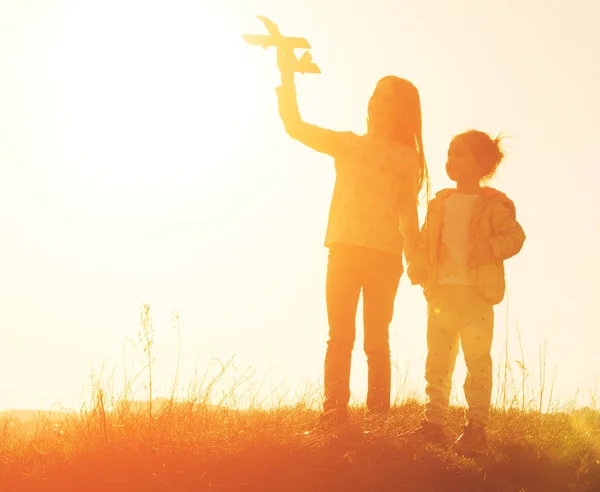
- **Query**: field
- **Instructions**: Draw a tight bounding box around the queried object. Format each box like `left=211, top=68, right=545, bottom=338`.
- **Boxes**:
left=1, top=396, right=599, bottom=492
left=2, top=307, right=598, bottom=491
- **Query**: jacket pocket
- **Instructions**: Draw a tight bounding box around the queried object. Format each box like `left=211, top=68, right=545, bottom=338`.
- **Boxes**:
left=476, top=261, right=505, bottom=305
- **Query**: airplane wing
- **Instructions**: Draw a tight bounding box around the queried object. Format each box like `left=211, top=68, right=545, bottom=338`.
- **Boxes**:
left=242, top=16, right=320, bottom=74
left=256, top=16, right=282, bottom=37
left=242, top=34, right=311, bottom=49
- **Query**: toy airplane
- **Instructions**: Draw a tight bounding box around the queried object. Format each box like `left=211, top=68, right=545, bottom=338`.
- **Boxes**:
left=242, top=16, right=321, bottom=74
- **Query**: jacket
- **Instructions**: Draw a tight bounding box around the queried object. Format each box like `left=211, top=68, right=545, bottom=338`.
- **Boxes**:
left=417, top=187, right=526, bottom=305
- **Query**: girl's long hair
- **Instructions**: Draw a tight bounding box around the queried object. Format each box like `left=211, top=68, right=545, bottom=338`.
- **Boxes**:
left=368, top=76, right=430, bottom=202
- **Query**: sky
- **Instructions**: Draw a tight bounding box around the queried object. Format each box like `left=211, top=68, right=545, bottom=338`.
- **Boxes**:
left=0, top=0, right=599, bottom=411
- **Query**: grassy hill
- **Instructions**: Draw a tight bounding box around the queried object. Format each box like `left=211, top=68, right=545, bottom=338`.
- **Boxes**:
left=1, top=398, right=598, bottom=492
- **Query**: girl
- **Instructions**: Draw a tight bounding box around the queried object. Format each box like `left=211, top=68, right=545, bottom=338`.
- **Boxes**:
left=407, top=130, right=526, bottom=453
left=275, top=47, right=428, bottom=433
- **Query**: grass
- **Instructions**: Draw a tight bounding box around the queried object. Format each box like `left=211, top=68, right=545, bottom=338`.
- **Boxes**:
left=0, top=304, right=598, bottom=491
left=0, top=400, right=599, bottom=491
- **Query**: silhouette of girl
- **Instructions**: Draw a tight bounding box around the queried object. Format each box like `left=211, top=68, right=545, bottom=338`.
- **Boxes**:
left=275, top=46, right=429, bottom=433
left=407, top=130, right=525, bottom=453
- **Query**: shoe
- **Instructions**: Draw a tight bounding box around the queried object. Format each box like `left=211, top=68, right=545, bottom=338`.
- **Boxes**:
left=304, top=410, right=349, bottom=438
left=363, top=410, right=388, bottom=435
left=454, top=423, right=487, bottom=454
left=404, top=420, right=446, bottom=444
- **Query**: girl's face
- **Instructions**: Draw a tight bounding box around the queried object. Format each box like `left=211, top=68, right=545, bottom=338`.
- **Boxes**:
left=368, top=78, right=406, bottom=128
left=446, top=136, right=482, bottom=183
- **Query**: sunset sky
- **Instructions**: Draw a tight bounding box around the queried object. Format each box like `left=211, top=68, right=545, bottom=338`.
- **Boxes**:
left=0, top=0, right=599, bottom=411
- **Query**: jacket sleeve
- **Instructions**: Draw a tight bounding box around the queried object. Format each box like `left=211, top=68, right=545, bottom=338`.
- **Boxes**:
left=276, top=82, right=353, bottom=157
left=488, top=196, right=526, bottom=260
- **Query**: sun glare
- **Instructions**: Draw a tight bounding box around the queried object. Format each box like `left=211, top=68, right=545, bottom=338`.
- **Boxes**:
left=42, top=2, right=267, bottom=217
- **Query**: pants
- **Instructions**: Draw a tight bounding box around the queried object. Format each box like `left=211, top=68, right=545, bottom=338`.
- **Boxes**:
left=323, top=243, right=403, bottom=417
left=424, top=285, right=494, bottom=427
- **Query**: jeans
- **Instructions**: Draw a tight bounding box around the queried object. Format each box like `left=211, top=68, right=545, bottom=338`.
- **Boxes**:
left=323, top=243, right=403, bottom=417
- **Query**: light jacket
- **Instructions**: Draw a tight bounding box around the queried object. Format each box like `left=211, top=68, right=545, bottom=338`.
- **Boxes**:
left=417, top=187, right=526, bottom=305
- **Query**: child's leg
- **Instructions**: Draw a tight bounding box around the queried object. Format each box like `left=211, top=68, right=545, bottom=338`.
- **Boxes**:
left=460, top=289, right=494, bottom=427
left=424, top=286, right=461, bottom=426
left=323, top=245, right=362, bottom=418
left=362, top=249, right=403, bottom=416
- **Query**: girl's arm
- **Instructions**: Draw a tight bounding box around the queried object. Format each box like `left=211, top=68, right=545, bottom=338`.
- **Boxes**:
left=276, top=48, right=353, bottom=157
left=406, top=207, right=429, bottom=286
left=398, top=160, right=421, bottom=266
left=488, top=197, right=526, bottom=260
left=471, top=195, right=526, bottom=266
left=399, top=192, right=420, bottom=266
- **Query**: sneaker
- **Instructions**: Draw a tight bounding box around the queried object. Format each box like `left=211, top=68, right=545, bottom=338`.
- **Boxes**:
left=454, top=423, right=487, bottom=454
left=404, top=420, right=446, bottom=444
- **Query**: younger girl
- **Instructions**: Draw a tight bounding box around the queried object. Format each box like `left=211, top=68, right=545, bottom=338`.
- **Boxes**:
left=408, top=130, right=525, bottom=452
left=275, top=47, right=428, bottom=433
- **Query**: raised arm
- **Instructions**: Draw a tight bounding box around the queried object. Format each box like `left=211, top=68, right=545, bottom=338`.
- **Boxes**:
left=276, top=48, right=352, bottom=157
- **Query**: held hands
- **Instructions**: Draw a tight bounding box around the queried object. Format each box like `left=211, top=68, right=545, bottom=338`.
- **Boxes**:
left=407, top=261, right=428, bottom=286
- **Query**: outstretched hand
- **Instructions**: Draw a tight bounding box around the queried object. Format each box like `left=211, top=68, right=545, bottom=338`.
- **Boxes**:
left=277, top=47, right=295, bottom=85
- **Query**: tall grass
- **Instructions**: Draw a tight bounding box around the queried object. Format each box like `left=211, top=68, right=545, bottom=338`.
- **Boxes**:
left=0, top=304, right=598, bottom=492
